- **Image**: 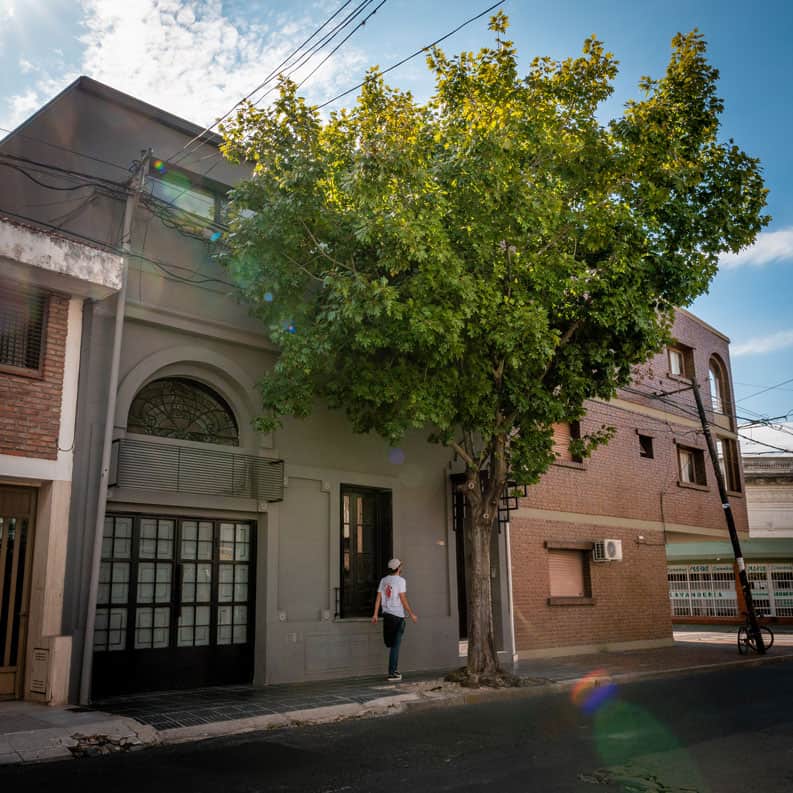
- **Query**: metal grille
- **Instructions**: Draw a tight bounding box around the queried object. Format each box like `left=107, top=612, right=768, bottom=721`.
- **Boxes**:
left=127, top=378, right=239, bottom=446
left=645, top=561, right=793, bottom=623
left=112, top=438, right=283, bottom=501
left=667, top=564, right=739, bottom=617
left=0, top=283, right=47, bottom=371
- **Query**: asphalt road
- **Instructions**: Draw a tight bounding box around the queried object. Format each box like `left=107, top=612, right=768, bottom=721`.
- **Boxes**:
left=3, top=661, right=793, bottom=793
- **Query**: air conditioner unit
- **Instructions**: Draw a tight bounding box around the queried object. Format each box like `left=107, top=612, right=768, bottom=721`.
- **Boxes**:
left=593, top=539, right=623, bottom=562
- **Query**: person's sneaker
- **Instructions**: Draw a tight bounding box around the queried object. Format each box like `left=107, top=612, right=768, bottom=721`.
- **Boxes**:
left=387, top=673, right=402, bottom=682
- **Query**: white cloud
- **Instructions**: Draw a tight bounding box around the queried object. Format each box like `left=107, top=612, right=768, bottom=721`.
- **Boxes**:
left=732, top=329, right=793, bottom=357
left=18, top=58, right=38, bottom=74
left=720, top=227, right=793, bottom=270
left=2, top=0, right=369, bottom=133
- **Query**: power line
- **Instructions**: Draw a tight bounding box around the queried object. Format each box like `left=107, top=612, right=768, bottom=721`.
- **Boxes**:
left=0, top=206, right=237, bottom=290
left=316, top=0, right=508, bottom=110
left=251, top=0, right=379, bottom=104
left=0, top=152, right=133, bottom=194
left=735, top=375, right=793, bottom=404
left=623, top=383, right=793, bottom=454
left=295, top=0, right=388, bottom=92
left=170, top=0, right=362, bottom=165
left=0, top=125, right=135, bottom=173
left=0, top=160, right=106, bottom=192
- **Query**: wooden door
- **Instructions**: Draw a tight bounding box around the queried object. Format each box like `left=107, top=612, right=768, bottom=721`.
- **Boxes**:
left=0, top=486, right=36, bottom=699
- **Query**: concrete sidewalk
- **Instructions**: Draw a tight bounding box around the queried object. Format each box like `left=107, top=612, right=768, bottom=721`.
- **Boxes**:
left=2, top=630, right=792, bottom=766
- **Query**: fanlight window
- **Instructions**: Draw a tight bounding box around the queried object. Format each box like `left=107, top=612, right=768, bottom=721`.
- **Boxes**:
left=127, top=378, right=239, bottom=446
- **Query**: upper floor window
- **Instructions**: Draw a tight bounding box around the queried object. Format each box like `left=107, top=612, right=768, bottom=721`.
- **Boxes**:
left=127, top=377, right=239, bottom=446
left=668, top=343, right=694, bottom=379
left=708, top=357, right=728, bottom=414
left=638, top=434, right=654, bottom=459
left=148, top=161, right=228, bottom=225
left=716, top=437, right=741, bottom=492
left=0, top=281, right=47, bottom=376
left=678, top=444, right=707, bottom=486
left=552, top=421, right=583, bottom=463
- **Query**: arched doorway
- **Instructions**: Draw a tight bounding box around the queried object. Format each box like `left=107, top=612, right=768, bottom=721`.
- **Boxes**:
left=93, top=378, right=256, bottom=697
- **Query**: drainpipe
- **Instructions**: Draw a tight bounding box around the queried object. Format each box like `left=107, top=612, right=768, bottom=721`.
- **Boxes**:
left=504, top=520, right=518, bottom=666
left=79, top=150, right=150, bottom=704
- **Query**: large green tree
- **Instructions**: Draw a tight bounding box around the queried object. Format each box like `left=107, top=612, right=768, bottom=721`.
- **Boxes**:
left=220, top=14, right=768, bottom=681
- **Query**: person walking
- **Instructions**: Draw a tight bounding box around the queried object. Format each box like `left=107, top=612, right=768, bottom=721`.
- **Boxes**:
left=371, top=558, right=417, bottom=681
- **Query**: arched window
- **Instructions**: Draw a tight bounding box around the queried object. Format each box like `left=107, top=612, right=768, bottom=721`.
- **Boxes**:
left=708, top=357, right=727, bottom=414
left=127, top=377, right=239, bottom=446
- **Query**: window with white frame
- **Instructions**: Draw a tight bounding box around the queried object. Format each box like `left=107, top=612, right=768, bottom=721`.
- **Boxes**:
left=678, top=444, right=707, bottom=486
left=668, top=343, right=694, bottom=379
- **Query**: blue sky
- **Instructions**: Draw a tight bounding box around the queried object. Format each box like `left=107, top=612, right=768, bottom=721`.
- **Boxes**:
left=2, top=0, right=792, bottom=451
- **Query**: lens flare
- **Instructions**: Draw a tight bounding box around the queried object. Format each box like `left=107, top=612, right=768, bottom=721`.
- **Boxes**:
left=263, top=291, right=274, bottom=302
left=571, top=668, right=617, bottom=714
left=388, top=448, right=405, bottom=465
left=209, top=230, right=222, bottom=242
left=152, top=159, right=166, bottom=173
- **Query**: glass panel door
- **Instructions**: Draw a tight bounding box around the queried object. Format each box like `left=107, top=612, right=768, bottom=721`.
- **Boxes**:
left=93, top=514, right=255, bottom=697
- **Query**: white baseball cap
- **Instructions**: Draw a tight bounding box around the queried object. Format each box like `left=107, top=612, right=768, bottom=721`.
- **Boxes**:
left=387, top=558, right=402, bottom=570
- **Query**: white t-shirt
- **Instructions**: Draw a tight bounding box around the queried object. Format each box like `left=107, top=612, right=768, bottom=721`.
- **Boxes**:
left=378, top=574, right=406, bottom=617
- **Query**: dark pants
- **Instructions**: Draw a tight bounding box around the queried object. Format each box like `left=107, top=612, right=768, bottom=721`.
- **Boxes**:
left=388, top=617, right=406, bottom=676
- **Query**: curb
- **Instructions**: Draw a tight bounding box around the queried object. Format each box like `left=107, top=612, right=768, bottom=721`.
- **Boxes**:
left=159, top=648, right=793, bottom=745
left=158, top=694, right=422, bottom=745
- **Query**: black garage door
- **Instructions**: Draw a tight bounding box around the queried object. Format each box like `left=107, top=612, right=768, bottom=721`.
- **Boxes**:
left=92, top=514, right=255, bottom=698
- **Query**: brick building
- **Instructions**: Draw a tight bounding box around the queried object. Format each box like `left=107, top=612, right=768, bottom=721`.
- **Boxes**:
left=0, top=217, right=123, bottom=703
left=506, top=309, right=747, bottom=657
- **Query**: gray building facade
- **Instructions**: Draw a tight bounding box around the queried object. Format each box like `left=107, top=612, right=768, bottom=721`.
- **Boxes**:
left=1, top=78, right=489, bottom=702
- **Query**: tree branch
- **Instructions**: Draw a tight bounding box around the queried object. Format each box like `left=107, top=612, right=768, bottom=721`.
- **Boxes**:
left=280, top=250, right=324, bottom=284
left=448, top=439, right=476, bottom=470
left=301, top=220, right=357, bottom=272
left=539, top=320, right=581, bottom=383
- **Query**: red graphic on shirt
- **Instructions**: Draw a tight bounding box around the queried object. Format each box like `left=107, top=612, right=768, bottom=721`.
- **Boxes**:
left=385, top=584, right=392, bottom=599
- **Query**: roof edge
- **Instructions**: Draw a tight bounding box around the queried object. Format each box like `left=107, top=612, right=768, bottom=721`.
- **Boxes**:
left=0, top=76, right=83, bottom=144
left=77, top=77, right=223, bottom=147
left=677, top=307, right=731, bottom=345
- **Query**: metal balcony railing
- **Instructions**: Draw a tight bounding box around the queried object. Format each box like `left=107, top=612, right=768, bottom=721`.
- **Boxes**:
left=111, top=437, right=284, bottom=502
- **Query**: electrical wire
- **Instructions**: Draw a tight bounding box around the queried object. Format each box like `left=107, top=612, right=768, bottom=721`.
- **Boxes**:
left=316, top=0, right=508, bottom=110
left=248, top=0, right=379, bottom=105
left=0, top=152, right=134, bottom=195
left=169, top=0, right=362, bottom=165
left=623, top=383, right=793, bottom=454
left=0, top=206, right=237, bottom=290
left=295, top=0, right=388, bottom=91
left=0, top=160, right=101, bottom=192
left=735, top=375, right=793, bottom=405
left=0, top=125, right=135, bottom=173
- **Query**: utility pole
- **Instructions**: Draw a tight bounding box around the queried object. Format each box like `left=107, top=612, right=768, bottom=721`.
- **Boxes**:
left=79, top=149, right=152, bottom=704
left=690, top=377, right=766, bottom=653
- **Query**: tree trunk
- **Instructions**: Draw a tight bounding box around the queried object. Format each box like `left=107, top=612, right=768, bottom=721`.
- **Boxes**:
left=463, top=435, right=508, bottom=678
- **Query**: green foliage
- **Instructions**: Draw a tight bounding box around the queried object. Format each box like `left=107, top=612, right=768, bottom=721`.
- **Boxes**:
left=220, top=15, right=768, bottom=483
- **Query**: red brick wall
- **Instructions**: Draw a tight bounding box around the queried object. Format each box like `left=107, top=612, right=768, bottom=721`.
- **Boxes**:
left=510, top=518, right=673, bottom=650
left=0, top=293, right=68, bottom=460
left=509, top=310, right=745, bottom=651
